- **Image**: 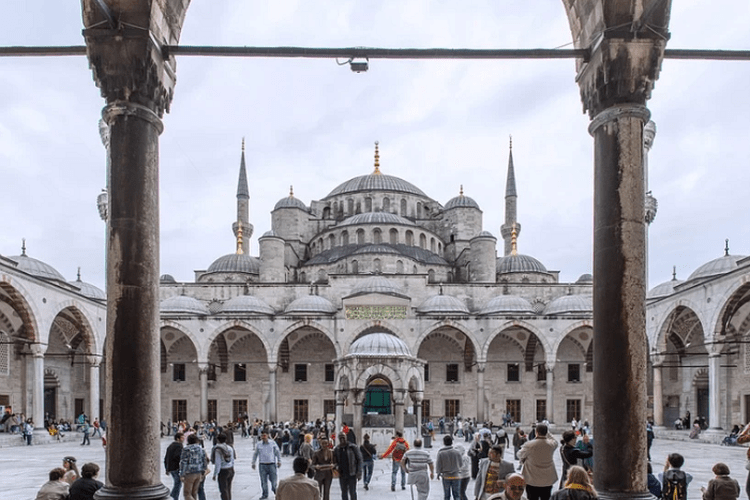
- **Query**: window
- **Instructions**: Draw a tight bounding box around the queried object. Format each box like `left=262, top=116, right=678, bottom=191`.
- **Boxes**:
left=295, top=364, right=308, bottom=382
left=352, top=260, right=359, bottom=274
left=536, top=399, right=547, bottom=423
left=428, top=269, right=435, bottom=283
left=507, top=363, right=520, bottom=382
left=446, top=363, right=459, bottom=383
left=419, top=233, right=427, bottom=248
left=233, top=399, right=248, bottom=421
left=568, top=363, right=581, bottom=383
left=207, top=364, right=217, bottom=381
left=328, top=234, right=335, bottom=249
left=390, top=229, right=399, bottom=245
left=325, top=364, right=335, bottom=382
left=172, top=399, right=187, bottom=422
left=537, top=363, right=547, bottom=381
left=566, top=399, right=581, bottom=423
left=365, top=197, right=372, bottom=212
left=405, top=230, right=414, bottom=246
left=208, top=400, right=217, bottom=422
left=294, top=400, right=309, bottom=422
left=422, top=400, right=431, bottom=418
left=373, top=228, right=382, bottom=244
left=445, top=399, right=460, bottom=418
left=506, top=399, right=521, bottom=423
left=383, top=197, right=390, bottom=212
left=424, top=364, right=430, bottom=382
left=400, top=199, right=407, bottom=216
left=374, top=258, right=381, bottom=273
left=341, top=231, right=349, bottom=245
left=347, top=199, right=354, bottom=214
left=173, top=363, right=186, bottom=382
left=396, top=260, right=404, bottom=273
left=0, top=332, right=9, bottom=375
left=234, top=363, right=247, bottom=382
left=357, top=229, right=365, bottom=244
left=324, top=399, right=336, bottom=417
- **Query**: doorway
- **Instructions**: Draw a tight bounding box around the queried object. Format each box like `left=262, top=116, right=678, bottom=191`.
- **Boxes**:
left=363, top=377, right=392, bottom=415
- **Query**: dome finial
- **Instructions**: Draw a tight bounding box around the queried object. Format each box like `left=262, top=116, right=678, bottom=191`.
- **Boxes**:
left=236, top=222, right=244, bottom=255
left=77, top=267, right=82, bottom=281
left=672, top=265, right=677, bottom=281
left=459, top=185, right=464, bottom=196
left=289, top=185, right=294, bottom=198
left=21, top=238, right=26, bottom=256
left=511, top=223, right=518, bottom=256
left=242, top=137, right=245, bottom=152
left=725, top=238, right=730, bottom=256
left=373, top=141, right=381, bottom=175
left=509, top=134, right=513, bottom=150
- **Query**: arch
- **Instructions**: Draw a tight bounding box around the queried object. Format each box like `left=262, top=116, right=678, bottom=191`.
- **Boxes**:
left=481, top=320, right=551, bottom=363
left=328, top=234, right=335, bottom=250
left=349, top=321, right=406, bottom=347
left=160, top=319, right=205, bottom=360
left=352, top=260, right=359, bottom=274
left=414, top=319, right=481, bottom=363
left=389, top=228, right=399, bottom=245
left=551, top=320, right=594, bottom=357
left=382, top=197, right=390, bottom=212
left=0, top=279, right=40, bottom=343
left=273, top=320, right=340, bottom=361
left=341, top=231, right=349, bottom=246
left=357, top=229, right=365, bottom=245
left=653, top=305, right=706, bottom=358
left=50, top=302, right=101, bottom=354
left=651, top=298, right=707, bottom=351
left=405, top=230, right=414, bottom=246
left=207, top=320, right=273, bottom=364
left=419, top=233, right=427, bottom=249
left=400, top=199, right=407, bottom=216
left=347, top=198, right=354, bottom=215
left=430, top=237, right=436, bottom=253
left=373, top=228, right=382, bottom=244
left=710, top=275, right=750, bottom=337
left=365, top=197, right=373, bottom=212
left=405, top=365, right=425, bottom=393
left=355, top=363, right=405, bottom=391
left=373, top=258, right=381, bottom=273
left=396, top=260, right=404, bottom=274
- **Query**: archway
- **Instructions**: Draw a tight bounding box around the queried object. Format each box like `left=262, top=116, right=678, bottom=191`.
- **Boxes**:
left=363, top=376, right=392, bottom=415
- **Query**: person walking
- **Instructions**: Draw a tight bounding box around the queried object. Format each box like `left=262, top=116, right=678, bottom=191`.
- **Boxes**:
left=475, top=445, right=515, bottom=500
left=312, top=436, right=335, bottom=500
left=277, top=456, right=321, bottom=500
left=435, top=435, right=464, bottom=500
left=211, top=433, right=236, bottom=500
left=517, top=424, right=558, bottom=500
left=164, top=432, right=184, bottom=500
left=80, top=420, right=91, bottom=446
left=252, top=431, right=282, bottom=499
left=333, top=431, right=363, bottom=500
left=380, top=431, right=410, bottom=491
left=179, top=434, right=208, bottom=500
left=360, top=433, right=377, bottom=490
left=401, top=438, right=434, bottom=500
left=299, top=433, right=315, bottom=479
left=559, top=431, right=593, bottom=488
left=512, top=427, right=527, bottom=464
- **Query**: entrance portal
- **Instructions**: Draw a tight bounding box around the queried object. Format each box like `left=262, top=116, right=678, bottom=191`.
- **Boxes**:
left=363, top=377, right=392, bottom=415
left=44, top=387, right=56, bottom=420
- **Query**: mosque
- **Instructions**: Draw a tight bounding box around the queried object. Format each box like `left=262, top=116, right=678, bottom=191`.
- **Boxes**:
left=1, top=138, right=748, bottom=437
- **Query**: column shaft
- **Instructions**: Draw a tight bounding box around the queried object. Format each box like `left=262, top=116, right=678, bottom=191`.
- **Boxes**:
left=353, top=402, right=363, bottom=439
left=32, top=351, right=44, bottom=429
left=591, top=104, right=650, bottom=496
left=708, top=354, right=722, bottom=430
left=477, top=368, right=485, bottom=422
left=546, top=368, right=554, bottom=423
left=89, top=363, right=100, bottom=422
left=199, top=368, right=208, bottom=422
left=269, top=369, right=277, bottom=422
left=653, top=366, right=664, bottom=427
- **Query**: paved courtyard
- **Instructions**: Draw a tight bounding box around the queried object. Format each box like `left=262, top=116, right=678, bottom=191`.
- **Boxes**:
left=2, top=432, right=747, bottom=500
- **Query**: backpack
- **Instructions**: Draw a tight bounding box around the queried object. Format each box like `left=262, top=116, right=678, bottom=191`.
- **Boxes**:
left=663, top=469, right=687, bottom=500
left=392, top=440, right=407, bottom=461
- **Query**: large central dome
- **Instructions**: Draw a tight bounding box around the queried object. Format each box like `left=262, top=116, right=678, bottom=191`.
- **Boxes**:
left=325, top=173, right=427, bottom=198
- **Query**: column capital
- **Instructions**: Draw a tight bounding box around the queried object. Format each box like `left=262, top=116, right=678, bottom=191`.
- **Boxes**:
left=86, top=355, right=102, bottom=367
left=588, top=103, right=651, bottom=136
left=29, top=343, right=46, bottom=357
left=197, top=362, right=209, bottom=374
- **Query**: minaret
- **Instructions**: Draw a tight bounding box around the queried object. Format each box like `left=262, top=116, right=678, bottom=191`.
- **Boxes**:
left=500, top=136, right=521, bottom=256
left=232, top=138, right=253, bottom=255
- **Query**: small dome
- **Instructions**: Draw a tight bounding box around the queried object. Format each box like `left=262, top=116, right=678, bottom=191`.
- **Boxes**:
left=338, top=212, right=416, bottom=227
left=349, top=332, right=411, bottom=357
left=221, top=295, right=275, bottom=315
left=576, top=273, right=593, bottom=284
left=479, top=295, right=535, bottom=315
left=348, top=276, right=410, bottom=300
left=473, top=231, right=496, bottom=239
left=648, top=278, right=684, bottom=299
left=417, top=294, right=469, bottom=315
left=260, top=230, right=279, bottom=238
left=160, top=295, right=210, bottom=315
left=274, top=195, right=308, bottom=211
left=284, top=295, right=337, bottom=315
left=688, top=254, right=747, bottom=281
left=9, top=253, right=66, bottom=281
left=326, top=173, right=427, bottom=198
left=496, top=254, right=548, bottom=274
left=70, top=278, right=105, bottom=301
left=160, top=274, right=177, bottom=284
left=444, top=194, right=480, bottom=210
left=207, top=253, right=260, bottom=274
left=544, top=294, right=592, bottom=315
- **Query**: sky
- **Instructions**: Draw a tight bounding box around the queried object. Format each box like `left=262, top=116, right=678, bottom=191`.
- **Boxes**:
left=0, top=1, right=748, bottom=292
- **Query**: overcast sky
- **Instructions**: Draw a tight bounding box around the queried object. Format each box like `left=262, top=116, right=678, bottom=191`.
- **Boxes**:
left=1, top=1, right=748, bottom=292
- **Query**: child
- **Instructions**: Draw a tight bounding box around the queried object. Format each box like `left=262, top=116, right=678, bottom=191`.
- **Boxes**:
left=701, top=463, right=740, bottom=500
left=659, top=453, right=692, bottom=500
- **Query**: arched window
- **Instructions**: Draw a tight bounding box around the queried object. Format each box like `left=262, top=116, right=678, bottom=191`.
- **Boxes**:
left=374, top=258, right=381, bottom=273
left=357, top=229, right=365, bottom=245
left=328, top=234, right=335, bottom=249
left=318, top=269, right=328, bottom=283
left=419, top=234, right=427, bottom=249
left=318, top=238, right=324, bottom=251
left=389, top=228, right=399, bottom=245
left=396, top=260, right=404, bottom=274
left=430, top=237, right=436, bottom=253
left=323, top=206, right=331, bottom=219
left=428, top=269, right=436, bottom=283
left=347, top=198, right=354, bottom=215
left=365, top=197, right=373, bottom=212
left=416, top=202, right=423, bottom=218
left=413, top=265, right=418, bottom=274
left=405, top=230, right=414, bottom=246
left=355, top=201, right=362, bottom=214
left=352, top=260, right=359, bottom=274
left=299, top=271, right=307, bottom=283
left=400, top=198, right=407, bottom=216
left=373, top=228, right=382, bottom=244
left=341, top=231, right=349, bottom=246
left=438, top=243, right=442, bottom=253
left=383, top=197, right=390, bottom=212
left=0, top=332, right=9, bottom=375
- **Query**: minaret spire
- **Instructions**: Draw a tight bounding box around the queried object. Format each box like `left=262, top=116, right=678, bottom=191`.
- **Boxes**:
left=500, top=136, right=521, bottom=256
left=232, top=138, right=253, bottom=254
left=373, top=141, right=381, bottom=175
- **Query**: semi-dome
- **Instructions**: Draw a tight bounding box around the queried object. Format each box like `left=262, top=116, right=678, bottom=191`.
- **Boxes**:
left=576, top=273, right=593, bottom=284
left=496, top=254, right=548, bottom=274
left=284, top=295, right=337, bottom=315
left=417, top=293, right=469, bottom=314
left=687, top=253, right=747, bottom=282
left=648, top=278, right=684, bottom=299
left=479, top=295, right=535, bottom=315
left=444, top=193, right=480, bottom=210
left=338, top=212, right=416, bottom=227
left=326, top=173, right=427, bottom=198
left=221, top=294, right=275, bottom=315
left=349, top=332, right=411, bottom=357
left=9, top=253, right=66, bottom=282
left=543, top=294, right=592, bottom=315
left=160, top=295, right=210, bottom=315
left=207, top=253, right=260, bottom=275
left=347, top=276, right=410, bottom=300
left=70, top=277, right=105, bottom=301
left=160, top=274, right=177, bottom=284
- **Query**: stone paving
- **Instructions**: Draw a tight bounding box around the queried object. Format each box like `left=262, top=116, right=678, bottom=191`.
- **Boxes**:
left=2, top=432, right=748, bottom=500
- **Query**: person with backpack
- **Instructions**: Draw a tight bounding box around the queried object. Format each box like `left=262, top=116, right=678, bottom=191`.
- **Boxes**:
left=359, top=434, right=377, bottom=490
left=211, top=433, right=236, bottom=500
left=380, top=431, right=410, bottom=491
left=659, top=453, right=692, bottom=500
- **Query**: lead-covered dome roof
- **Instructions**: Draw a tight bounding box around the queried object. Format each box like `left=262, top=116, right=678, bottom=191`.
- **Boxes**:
left=305, top=243, right=448, bottom=266
left=338, top=212, right=416, bottom=227
left=9, top=251, right=66, bottom=282
left=479, top=295, right=535, bottom=315
left=221, top=294, right=275, bottom=315
left=648, top=277, right=684, bottom=299
left=444, top=192, right=480, bottom=210
left=687, top=253, right=747, bottom=282
left=496, top=254, right=548, bottom=274
left=543, top=294, right=592, bottom=315
left=347, top=276, right=410, bottom=300
left=207, top=253, right=260, bottom=275
left=284, top=295, right=337, bottom=315
left=70, top=276, right=105, bottom=301
left=349, top=332, right=412, bottom=357
left=417, top=293, right=469, bottom=315
left=274, top=195, right=308, bottom=211
left=326, top=173, right=427, bottom=198
left=161, top=295, right=210, bottom=315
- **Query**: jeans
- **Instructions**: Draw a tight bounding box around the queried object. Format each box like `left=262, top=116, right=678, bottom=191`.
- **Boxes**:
left=442, top=478, right=461, bottom=500
left=218, top=467, right=234, bottom=500
left=362, top=459, right=374, bottom=485
left=526, top=484, right=553, bottom=500
left=168, top=470, right=181, bottom=500
left=339, top=475, right=358, bottom=500
left=459, top=477, right=470, bottom=500
left=81, top=433, right=90, bottom=445
left=258, top=463, right=277, bottom=497
left=198, top=478, right=206, bottom=500
left=391, top=460, right=406, bottom=488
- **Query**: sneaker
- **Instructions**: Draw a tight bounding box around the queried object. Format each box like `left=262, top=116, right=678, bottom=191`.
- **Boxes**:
left=402, top=485, right=406, bottom=490
left=391, top=486, right=395, bottom=491
left=364, top=484, right=369, bottom=491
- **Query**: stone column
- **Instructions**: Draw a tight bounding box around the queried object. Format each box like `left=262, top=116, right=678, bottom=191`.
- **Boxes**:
left=88, top=358, right=101, bottom=422
left=352, top=389, right=364, bottom=439
left=198, top=363, right=209, bottom=422
left=393, top=390, right=405, bottom=433
left=31, top=343, right=45, bottom=430
left=546, top=366, right=555, bottom=424
left=269, top=367, right=278, bottom=422
left=335, top=390, right=347, bottom=430
left=476, top=363, right=486, bottom=422
left=708, top=353, right=723, bottom=430
left=652, top=365, right=664, bottom=427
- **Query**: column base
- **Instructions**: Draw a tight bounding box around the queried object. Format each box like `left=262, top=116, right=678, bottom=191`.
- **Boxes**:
left=599, top=491, right=653, bottom=500
left=95, top=484, right=170, bottom=500
left=702, top=427, right=724, bottom=436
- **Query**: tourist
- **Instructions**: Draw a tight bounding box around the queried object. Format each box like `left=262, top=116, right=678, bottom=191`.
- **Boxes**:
left=457, top=444, right=472, bottom=500
left=647, top=463, right=662, bottom=499
left=359, top=433, right=377, bottom=490
left=164, top=432, right=184, bottom=500
left=559, top=430, right=592, bottom=488
left=701, top=463, right=740, bottom=500
left=658, top=453, right=693, bottom=500
left=435, top=435, right=464, bottom=500
left=179, top=434, right=209, bottom=500
left=277, top=456, right=320, bottom=500
left=513, top=427, right=527, bottom=463
left=401, top=438, right=434, bottom=500
left=737, top=423, right=750, bottom=499
left=487, top=473, right=528, bottom=500
left=380, top=431, right=410, bottom=491
left=69, top=462, right=103, bottom=500
left=211, top=433, right=236, bottom=500
left=62, top=456, right=80, bottom=485
left=312, top=436, right=335, bottom=500
left=252, top=431, right=282, bottom=499
left=35, top=468, right=69, bottom=500
left=475, top=445, right=515, bottom=500
left=550, top=466, right=597, bottom=500
left=299, top=433, right=315, bottom=478
left=332, top=431, right=362, bottom=500
left=23, top=418, right=34, bottom=445
left=517, top=424, right=558, bottom=500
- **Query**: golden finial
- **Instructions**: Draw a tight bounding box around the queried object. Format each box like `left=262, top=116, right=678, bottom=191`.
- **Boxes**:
left=509, top=135, right=513, bottom=151
left=236, top=223, right=244, bottom=255
left=242, top=137, right=245, bottom=152
left=289, top=185, right=294, bottom=197
left=373, top=141, right=381, bottom=175
left=459, top=185, right=464, bottom=196
left=511, top=223, right=518, bottom=256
